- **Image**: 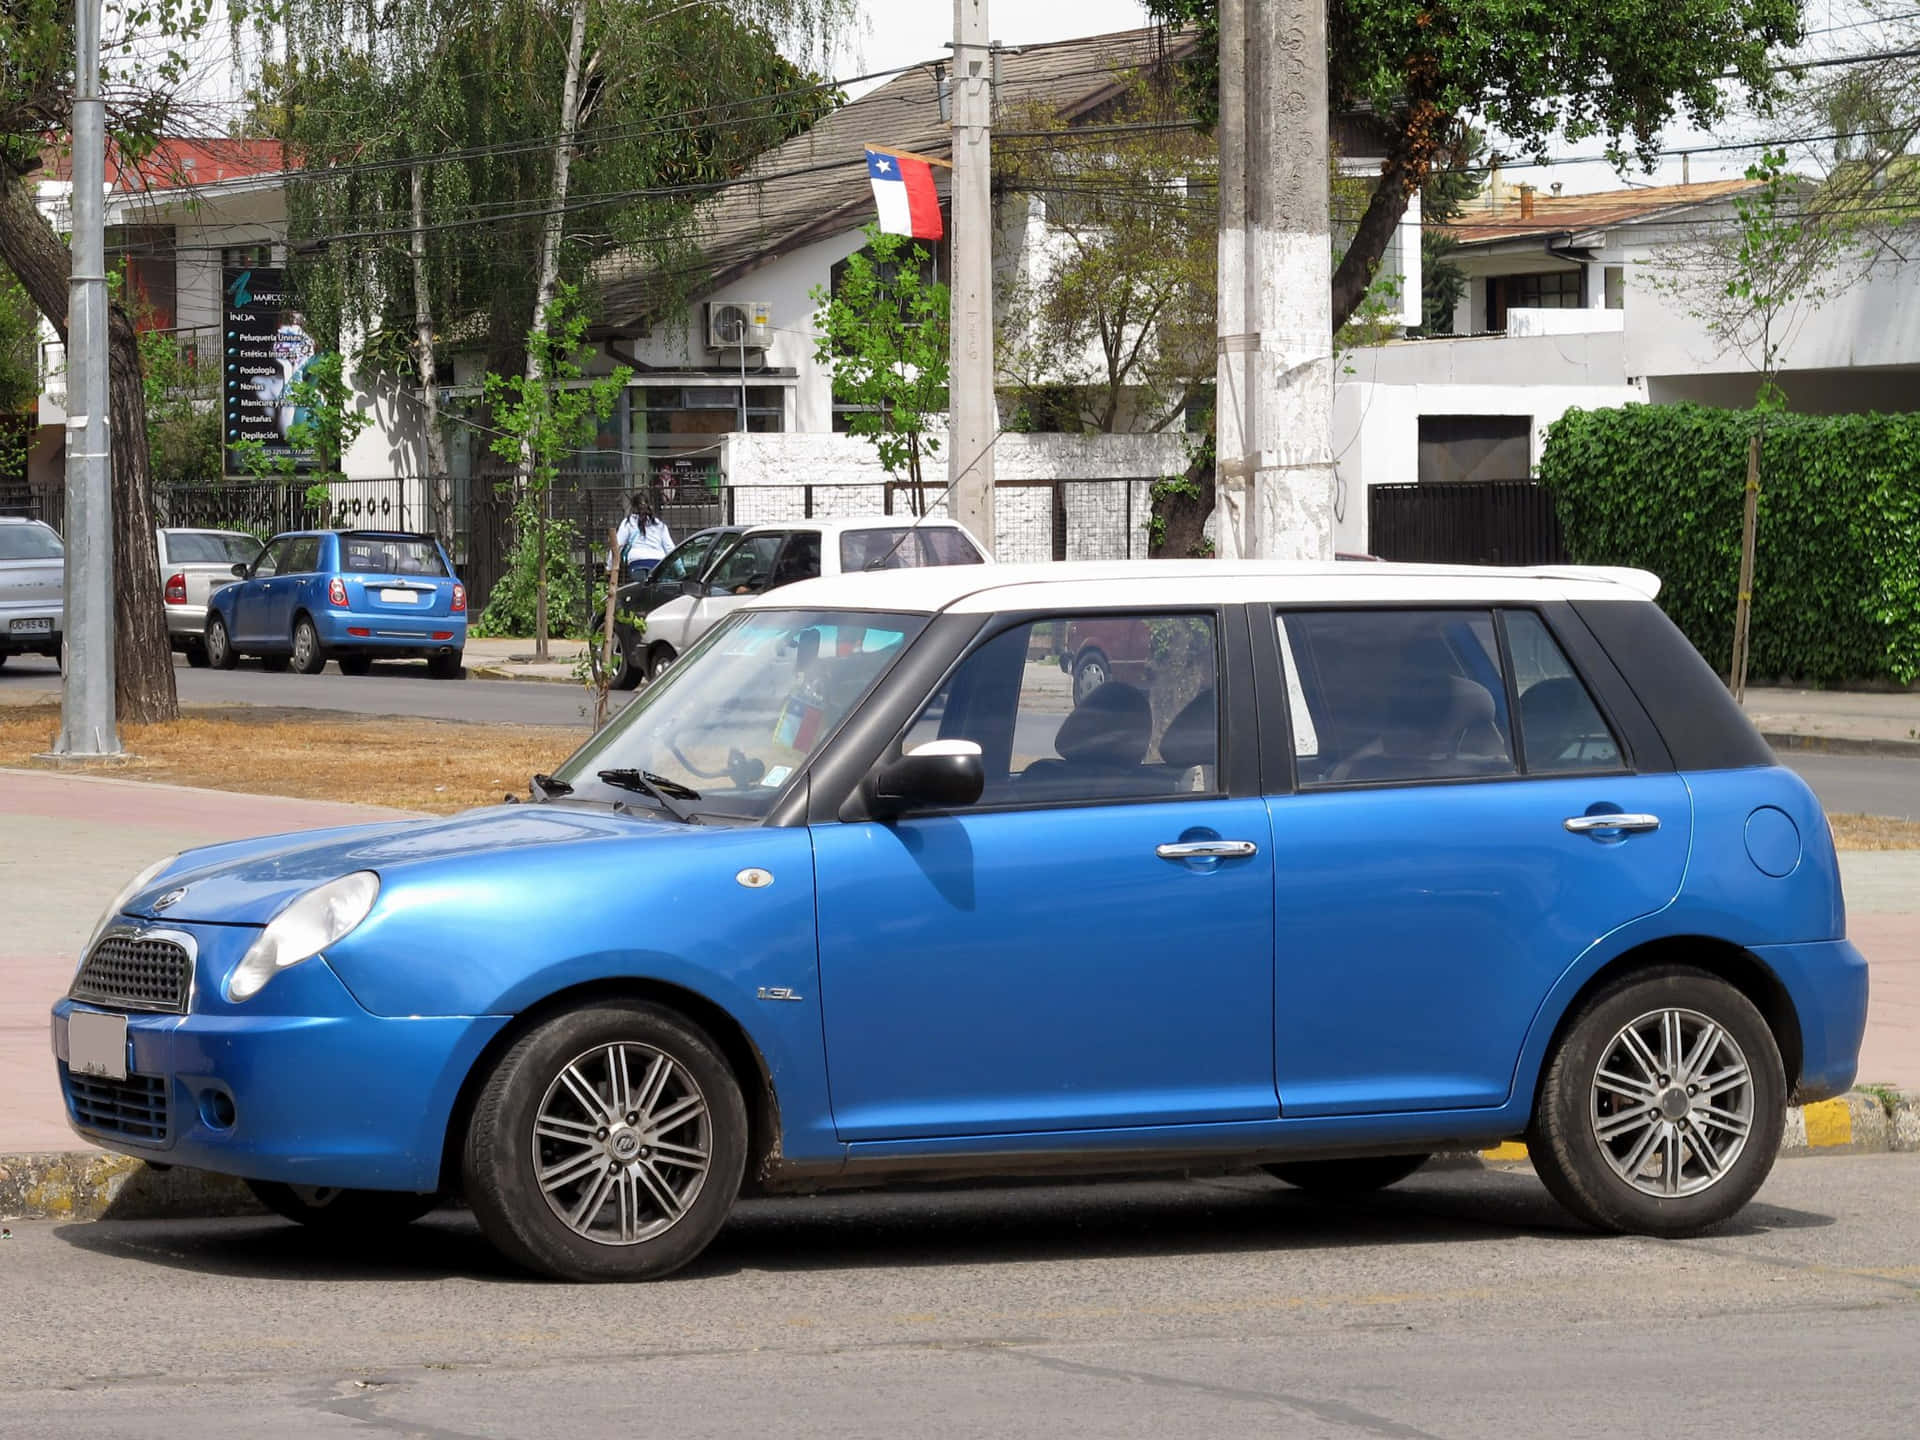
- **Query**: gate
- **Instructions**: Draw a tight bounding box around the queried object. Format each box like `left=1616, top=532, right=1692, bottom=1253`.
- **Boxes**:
left=1367, top=481, right=1567, bottom=567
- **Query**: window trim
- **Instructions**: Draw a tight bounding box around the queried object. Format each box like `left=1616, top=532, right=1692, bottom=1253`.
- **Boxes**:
left=1261, top=602, right=1638, bottom=795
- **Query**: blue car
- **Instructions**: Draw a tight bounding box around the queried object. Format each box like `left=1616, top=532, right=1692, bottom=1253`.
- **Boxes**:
left=203, top=528, right=467, bottom=678
left=51, top=561, right=1867, bottom=1280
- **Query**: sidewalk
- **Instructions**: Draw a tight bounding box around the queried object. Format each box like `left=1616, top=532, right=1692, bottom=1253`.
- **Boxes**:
left=3, top=769, right=1915, bottom=1162
left=464, top=636, right=590, bottom=684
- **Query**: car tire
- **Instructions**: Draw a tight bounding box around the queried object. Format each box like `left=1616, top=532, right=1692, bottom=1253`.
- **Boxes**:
left=260, top=653, right=290, bottom=673
left=1072, top=649, right=1110, bottom=704
left=0, top=653, right=8, bottom=671
left=1264, top=1154, right=1431, bottom=1194
left=612, top=628, right=644, bottom=690
left=462, top=1002, right=748, bottom=1282
left=184, top=640, right=210, bottom=669
left=290, top=616, right=328, bottom=675
left=427, top=651, right=464, bottom=680
left=204, top=616, right=239, bottom=670
left=1527, top=965, right=1785, bottom=1238
left=646, top=644, right=676, bottom=683
left=246, top=1179, right=441, bottom=1230
left=337, top=655, right=372, bottom=676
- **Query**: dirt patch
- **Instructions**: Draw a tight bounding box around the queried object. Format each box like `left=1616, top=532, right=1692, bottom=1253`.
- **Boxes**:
left=1827, top=813, right=1920, bottom=850
left=0, top=702, right=575, bottom=814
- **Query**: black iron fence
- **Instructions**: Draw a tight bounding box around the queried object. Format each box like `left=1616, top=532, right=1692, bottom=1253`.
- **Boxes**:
left=1367, top=481, right=1567, bottom=567
left=153, top=479, right=409, bottom=538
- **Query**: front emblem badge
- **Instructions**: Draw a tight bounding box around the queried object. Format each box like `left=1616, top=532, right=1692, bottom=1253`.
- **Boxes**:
left=735, top=868, right=774, bottom=889
left=149, top=888, right=187, bottom=913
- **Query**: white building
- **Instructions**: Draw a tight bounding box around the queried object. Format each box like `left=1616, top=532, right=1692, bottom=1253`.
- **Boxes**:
left=1333, top=178, right=1920, bottom=558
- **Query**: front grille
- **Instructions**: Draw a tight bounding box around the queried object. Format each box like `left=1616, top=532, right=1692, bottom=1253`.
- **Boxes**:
left=64, top=1067, right=170, bottom=1143
left=70, top=934, right=193, bottom=1013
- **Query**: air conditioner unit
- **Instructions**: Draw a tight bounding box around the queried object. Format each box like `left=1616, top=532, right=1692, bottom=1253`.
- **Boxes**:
left=707, top=300, right=774, bottom=350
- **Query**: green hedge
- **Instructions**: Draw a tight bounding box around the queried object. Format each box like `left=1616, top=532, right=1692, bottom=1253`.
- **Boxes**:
left=1538, top=404, right=1920, bottom=686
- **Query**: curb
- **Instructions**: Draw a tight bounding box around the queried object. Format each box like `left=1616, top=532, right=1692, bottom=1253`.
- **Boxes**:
left=1760, top=731, right=1920, bottom=761
left=5, top=1088, right=1915, bottom=1224
left=466, top=663, right=580, bottom=686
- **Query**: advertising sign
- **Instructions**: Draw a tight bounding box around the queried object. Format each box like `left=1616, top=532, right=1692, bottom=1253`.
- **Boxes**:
left=222, top=267, right=317, bottom=470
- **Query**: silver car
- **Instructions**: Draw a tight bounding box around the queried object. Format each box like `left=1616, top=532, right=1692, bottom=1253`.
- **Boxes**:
left=158, top=528, right=259, bottom=666
left=0, top=516, right=64, bottom=668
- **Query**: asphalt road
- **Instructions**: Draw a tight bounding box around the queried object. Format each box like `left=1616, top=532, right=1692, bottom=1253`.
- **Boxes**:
left=1, top=1155, right=1915, bottom=1439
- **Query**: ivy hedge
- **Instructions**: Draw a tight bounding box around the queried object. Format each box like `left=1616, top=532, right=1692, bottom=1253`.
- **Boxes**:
left=1538, top=404, right=1920, bottom=686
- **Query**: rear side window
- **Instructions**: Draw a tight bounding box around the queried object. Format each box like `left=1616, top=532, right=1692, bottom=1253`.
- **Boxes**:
left=282, top=537, right=325, bottom=574
left=0, top=524, right=63, bottom=560
left=1279, top=610, right=1517, bottom=786
left=1505, top=610, right=1622, bottom=772
left=840, top=527, right=985, bottom=571
left=338, top=536, right=448, bottom=576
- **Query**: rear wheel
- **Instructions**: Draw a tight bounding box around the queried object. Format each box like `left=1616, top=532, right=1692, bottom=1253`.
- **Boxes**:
left=1265, top=1154, right=1430, bottom=1194
left=1527, top=966, right=1784, bottom=1237
left=462, top=1003, right=747, bottom=1281
left=646, top=644, right=676, bottom=683
left=184, top=640, right=210, bottom=668
left=291, top=616, right=328, bottom=675
left=204, top=615, right=239, bottom=670
left=337, top=655, right=372, bottom=676
left=247, top=1179, right=440, bottom=1230
left=427, top=651, right=464, bottom=680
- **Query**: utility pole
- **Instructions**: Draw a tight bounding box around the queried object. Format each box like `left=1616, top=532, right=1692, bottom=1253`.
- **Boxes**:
left=948, top=0, right=995, bottom=550
left=56, top=0, right=119, bottom=757
left=1213, top=0, right=1336, bottom=560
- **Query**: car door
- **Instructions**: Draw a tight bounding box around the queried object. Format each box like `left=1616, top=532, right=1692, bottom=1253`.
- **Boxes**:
left=634, top=531, right=719, bottom=615
left=230, top=537, right=290, bottom=645
left=267, top=535, right=322, bottom=644
left=665, top=530, right=788, bottom=651
left=811, top=609, right=1278, bottom=1141
left=1261, top=605, right=1693, bottom=1117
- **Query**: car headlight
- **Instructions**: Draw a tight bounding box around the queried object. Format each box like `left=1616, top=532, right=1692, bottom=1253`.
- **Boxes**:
left=80, top=853, right=179, bottom=969
left=227, top=871, right=380, bottom=1003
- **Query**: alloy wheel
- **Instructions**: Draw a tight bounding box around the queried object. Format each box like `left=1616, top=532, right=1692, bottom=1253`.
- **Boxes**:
left=1589, top=1006, right=1753, bottom=1198
left=530, top=1042, right=713, bottom=1246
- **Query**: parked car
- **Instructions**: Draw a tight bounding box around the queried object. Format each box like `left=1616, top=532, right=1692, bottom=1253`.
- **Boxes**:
left=0, top=516, right=63, bottom=668
left=606, top=525, right=744, bottom=690
left=159, top=528, right=261, bottom=666
left=632, top=518, right=988, bottom=683
left=51, top=560, right=1865, bottom=1281
left=203, top=528, right=467, bottom=678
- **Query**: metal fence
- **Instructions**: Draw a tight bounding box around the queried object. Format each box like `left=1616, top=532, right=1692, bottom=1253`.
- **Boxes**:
left=1366, top=481, right=1568, bottom=567
left=154, top=479, right=409, bottom=538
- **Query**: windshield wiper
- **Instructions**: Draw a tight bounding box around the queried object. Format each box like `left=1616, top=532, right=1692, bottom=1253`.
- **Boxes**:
left=595, top=769, right=702, bottom=823
left=530, top=772, right=573, bottom=802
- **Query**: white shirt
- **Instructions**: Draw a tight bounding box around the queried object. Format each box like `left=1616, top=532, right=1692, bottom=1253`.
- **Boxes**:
left=617, top=514, right=673, bottom=564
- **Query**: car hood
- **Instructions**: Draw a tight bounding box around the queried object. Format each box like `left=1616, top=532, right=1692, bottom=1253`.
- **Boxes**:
left=123, top=804, right=690, bottom=926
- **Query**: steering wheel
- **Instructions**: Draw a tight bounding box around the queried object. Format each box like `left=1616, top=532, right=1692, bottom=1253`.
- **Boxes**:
left=668, top=742, right=766, bottom=789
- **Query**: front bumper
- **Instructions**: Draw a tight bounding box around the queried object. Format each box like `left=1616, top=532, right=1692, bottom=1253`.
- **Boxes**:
left=49, top=921, right=506, bottom=1192
left=313, top=609, right=466, bottom=658
left=1755, top=938, right=1871, bottom=1103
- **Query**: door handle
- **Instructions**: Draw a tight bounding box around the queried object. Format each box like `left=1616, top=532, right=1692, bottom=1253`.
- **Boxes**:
left=1157, top=839, right=1259, bottom=860
left=1563, top=813, right=1661, bottom=834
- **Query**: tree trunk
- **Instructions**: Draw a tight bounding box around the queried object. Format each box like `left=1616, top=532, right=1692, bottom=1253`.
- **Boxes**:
left=1329, top=99, right=1447, bottom=334
left=0, top=177, right=176, bottom=723
left=1147, top=445, right=1216, bottom=559
left=410, top=165, right=451, bottom=540
left=1730, top=429, right=1762, bottom=701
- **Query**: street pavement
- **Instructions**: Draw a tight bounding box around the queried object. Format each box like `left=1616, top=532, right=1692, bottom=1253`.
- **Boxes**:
left=0, top=1154, right=1915, bottom=1438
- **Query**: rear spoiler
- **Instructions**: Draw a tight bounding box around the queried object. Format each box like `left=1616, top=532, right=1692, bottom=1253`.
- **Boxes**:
left=1528, top=565, right=1662, bottom=600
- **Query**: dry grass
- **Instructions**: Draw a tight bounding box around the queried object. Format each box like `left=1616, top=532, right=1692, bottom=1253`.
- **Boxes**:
left=0, top=702, right=575, bottom=814
left=1828, top=813, right=1920, bottom=850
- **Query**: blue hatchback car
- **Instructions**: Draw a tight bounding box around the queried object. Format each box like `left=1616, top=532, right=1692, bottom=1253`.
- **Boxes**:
left=203, top=528, right=467, bottom=677
left=51, top=561, right=1868, bottom=1280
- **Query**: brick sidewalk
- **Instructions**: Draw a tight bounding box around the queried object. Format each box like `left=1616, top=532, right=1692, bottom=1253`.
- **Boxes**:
left=3, top=770, right=1915, bottom=1155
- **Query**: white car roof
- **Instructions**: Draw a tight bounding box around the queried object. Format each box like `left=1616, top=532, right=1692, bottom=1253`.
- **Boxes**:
left=753, top=559, right=1662, bottom=616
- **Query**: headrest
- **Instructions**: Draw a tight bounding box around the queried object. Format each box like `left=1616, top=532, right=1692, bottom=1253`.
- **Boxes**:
left=1159, top=687, right=1217, bottom=771
left=1055, top=681, right=1151, bottom=767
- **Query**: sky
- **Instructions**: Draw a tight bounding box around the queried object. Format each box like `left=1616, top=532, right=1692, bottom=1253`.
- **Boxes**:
left=844, top=0, right=1151, bottom=95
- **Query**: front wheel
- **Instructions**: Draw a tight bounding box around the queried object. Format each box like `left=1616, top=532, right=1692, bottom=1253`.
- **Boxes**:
left=290, top=616, right=328, bottom=675
left=646, top=644, right=676, bottom=683
left=462, top=1003, right=748, bottom=1281
left=611, top=627, right=644, bottom=690
left=247, top=1179, right=440, bottom=1230
left=1265, top=1154, right=1430, bottom=1194
left=204, top=615, right=239, bottom=669
left=1528, top=966, right=1784, bottom=1237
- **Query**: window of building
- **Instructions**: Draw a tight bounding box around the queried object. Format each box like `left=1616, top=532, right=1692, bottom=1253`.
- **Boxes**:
left=1486, top=269, right=1582, bottom=330
left=221, top=244, right=274, bottom=270
left=1604, top=265, right=1625, bottom=310
left=637, top=384, right=784, bottom=464
left=1416, top=415, right=1532, bottom=485
left=106, top=225, right=177, bottom=330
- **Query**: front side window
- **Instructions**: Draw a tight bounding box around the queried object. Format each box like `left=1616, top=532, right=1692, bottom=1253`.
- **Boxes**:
left=251, top=538, right=291, bottom=578
left=556, top=609, right=925, bottom=821
left=1280, top=609, right=1516, bottom=786
left=908, top=614, right=1220, bottom=806
left=708, top=533, right=785, bottom=594
left=1505, top=610, right=1622, bottom=772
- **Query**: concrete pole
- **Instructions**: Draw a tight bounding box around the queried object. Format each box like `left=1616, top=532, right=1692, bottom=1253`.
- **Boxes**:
left=1213, top=0, right=1336, bottom=560
left=56, top=0, right=120, bottom=757
left=947, top=0, right=996, bottom=550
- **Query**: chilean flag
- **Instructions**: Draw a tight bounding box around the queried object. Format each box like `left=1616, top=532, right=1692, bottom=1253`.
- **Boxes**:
left=866, top=146, right=944, bottom=240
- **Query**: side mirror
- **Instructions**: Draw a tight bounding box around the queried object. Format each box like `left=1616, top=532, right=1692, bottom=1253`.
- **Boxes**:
left=231, top=562, right=249, bottom=578
left=868, top=740, right=984, bottom=819
left=679, top=578, right=709, bottom=599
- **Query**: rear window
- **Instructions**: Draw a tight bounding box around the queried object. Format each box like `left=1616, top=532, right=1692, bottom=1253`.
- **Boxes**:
left=166, top=532, right=260, bottom=565
left=839, top=526, right=985, bottom=571
left=338, top=536, right=448, bottom=577
left=0, top=524, right=63, bottom=561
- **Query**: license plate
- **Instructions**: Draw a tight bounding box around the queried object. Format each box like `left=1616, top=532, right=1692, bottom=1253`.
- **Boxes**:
left=68, top=1009, right=128, bottom=1081
left=9, top=617, right=52, bottom=634
left=380, top=589, right=420, bottom=605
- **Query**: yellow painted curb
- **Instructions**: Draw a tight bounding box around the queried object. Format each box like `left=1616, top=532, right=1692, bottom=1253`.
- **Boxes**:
left=1802, top=1097, right=1854, bottom=1148
left=1480, top=1141, right=1530, bottom=1162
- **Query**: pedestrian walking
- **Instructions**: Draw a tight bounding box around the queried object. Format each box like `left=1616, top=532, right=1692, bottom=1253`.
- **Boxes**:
left=615, top=492, right=673, bottom=583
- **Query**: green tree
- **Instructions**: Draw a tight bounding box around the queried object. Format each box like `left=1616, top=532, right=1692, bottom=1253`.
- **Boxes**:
left=1144, top=0, right=1801, bottom=332
left=810, top=226, right=950, bottom=514
left=136, top=326, right=223, bottom=488
left=479, top=283, right=631, bottom=658
left=0, top=0, right=208, bottom=721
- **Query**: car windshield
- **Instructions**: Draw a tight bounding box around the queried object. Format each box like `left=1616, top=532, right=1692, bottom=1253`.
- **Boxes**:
left=338, top=536, right=449, bottom=576
left=0, top=524, right=63, bottom=561
left=555, top=608, right=927, bottom=821
left=166, top=532, right=260, bottom=565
